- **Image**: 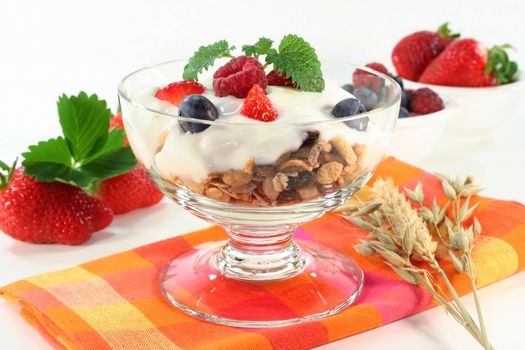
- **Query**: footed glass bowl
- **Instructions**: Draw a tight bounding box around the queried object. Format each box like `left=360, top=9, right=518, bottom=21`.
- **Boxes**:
left=118, top=60, right=400, bottom=327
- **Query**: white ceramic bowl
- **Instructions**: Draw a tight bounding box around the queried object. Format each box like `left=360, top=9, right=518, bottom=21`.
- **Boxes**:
left=405, top=75, right=525, bottom=141
left=387, top=100, right=457, bottom=164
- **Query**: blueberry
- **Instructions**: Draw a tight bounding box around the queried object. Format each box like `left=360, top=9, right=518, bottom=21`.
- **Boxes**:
left=341, top=83, right=354, bottom=94
left=401, top=90, right=409, bottom=109
left=398, top=107, right=411, bottom=118
left=331, top=98, right=369, bottom=131
left=178, top=95, right=219, bottom=133
left=353, top=87, right=378, bottom=110
left=392, top=75, right=404, bottom=89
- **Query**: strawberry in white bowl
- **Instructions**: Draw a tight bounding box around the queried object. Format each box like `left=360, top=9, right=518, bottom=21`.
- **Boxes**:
left=392, top=23, right=523, bottom=141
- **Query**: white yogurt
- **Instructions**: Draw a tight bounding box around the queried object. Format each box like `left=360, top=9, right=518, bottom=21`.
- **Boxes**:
left=126, top=81, right=386, bottom=182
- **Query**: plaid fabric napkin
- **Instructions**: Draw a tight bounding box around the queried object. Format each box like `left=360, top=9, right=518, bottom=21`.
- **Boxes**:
left=1, top=157, right=524, bottom=350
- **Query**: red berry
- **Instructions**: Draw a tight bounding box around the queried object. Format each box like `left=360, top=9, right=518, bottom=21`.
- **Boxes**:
left=240, top=84, right=278, bottom=122
left=213, top=56, right=267, bottom=98
left=155, top=80, right=206, bottom=106
left=419, top=39, right=498, bottom=87
left=95, top=165, right=164, bottom=214
left=110, top=113, right=128, bottom=146
left=0, top=168, right=113, bottom=245
left=352, top=62, right=390, bottom=92
left=267, top=70, right=297, bottom=88
left=392, top=23, right=459, bottom=81
left=408, top=88, right=444, bottom=114
left=365, top=62, right=390, bottom=75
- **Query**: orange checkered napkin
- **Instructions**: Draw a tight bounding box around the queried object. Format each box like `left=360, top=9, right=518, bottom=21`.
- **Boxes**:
left=2, top=157, right=525, bottom=350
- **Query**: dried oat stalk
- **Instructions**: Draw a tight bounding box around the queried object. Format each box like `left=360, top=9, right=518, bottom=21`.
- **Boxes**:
left=339, top=176, right=492, bottom=349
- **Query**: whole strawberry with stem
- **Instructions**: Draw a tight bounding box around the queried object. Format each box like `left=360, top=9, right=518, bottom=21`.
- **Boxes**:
left=0, top=161, right=113, bottom=245
left=392, top=22, right=459, bottom=81
left=419, top=39, right=518, bottom=87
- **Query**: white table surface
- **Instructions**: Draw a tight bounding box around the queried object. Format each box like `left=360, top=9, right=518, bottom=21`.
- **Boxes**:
left=1, top=0, right=525, bottom=349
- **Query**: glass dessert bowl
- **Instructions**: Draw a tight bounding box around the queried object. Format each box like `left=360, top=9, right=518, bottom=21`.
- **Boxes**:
left=118, top=58, right=400, bottom=327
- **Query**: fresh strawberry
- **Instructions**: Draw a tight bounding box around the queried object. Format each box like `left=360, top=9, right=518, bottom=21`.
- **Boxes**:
left=419, top=39, right=517, bottom=87
left=155, top=80, right=206, bottom=106
left=392, top=23, right=459, bottom=81
left=240, top=84, right=278, bottom=122
left=103, top=116, right=164, bottom=214
left=0, top=164, right=113, bottom=245
left=95, top=165, right=164, bottom=214
left=408, top=88, right=444, bottom=114
left=267, top=70, right=297, bottom=88
left=213, top=56, right=267, bottom=98
left=110, top=113, right=128, bottom=146
left=352, top=62, right=390, bottom=92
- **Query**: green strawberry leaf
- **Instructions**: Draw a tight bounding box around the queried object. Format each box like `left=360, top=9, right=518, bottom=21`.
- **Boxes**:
left=437, top=22, right=460, bottom=40
left=57, top=92, right=111, bottom=161
left=23, top=92, right=137, bottom=190
left=22, top=137, right=91, bottom=186
left=0, top=158, right=18, bottom=190
left=82, top=147, right=136, bottom=183
left=266, top=34, right=325, bottom=92
left=242, top=37, right=275, bottom=58
left=485, top=44, right=519, bottom=84
left=183, top=40, right=236, bottom=81
left=82, top=128, right=127, bottom=165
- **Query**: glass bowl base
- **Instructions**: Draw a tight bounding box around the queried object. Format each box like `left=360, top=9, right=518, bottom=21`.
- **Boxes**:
left=159, top=239, right=364, bottom=328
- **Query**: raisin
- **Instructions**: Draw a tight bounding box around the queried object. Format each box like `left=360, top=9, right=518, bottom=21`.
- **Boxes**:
left=287, top=171, right=316, bottom=190
left=277, top=190, right=300, bottom=202
left=301, top=131, right=320, bottom=147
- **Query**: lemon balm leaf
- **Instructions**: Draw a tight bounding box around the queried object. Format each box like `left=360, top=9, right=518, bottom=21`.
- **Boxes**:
left=266, top=34, right=325, bottom=92
left=242, top=37, right=275, bottom=58
left=183, top=40, right=236, bottom=81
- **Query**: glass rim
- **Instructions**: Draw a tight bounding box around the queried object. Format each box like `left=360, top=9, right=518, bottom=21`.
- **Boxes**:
left=117, top=59, right=402, bottom=127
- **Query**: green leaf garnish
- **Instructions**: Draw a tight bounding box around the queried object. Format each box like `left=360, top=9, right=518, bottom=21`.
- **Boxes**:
left=22, top=137, right=92, bottom=187
left=266, top=34, right=325, bottom=92
left=485, top=44, right=519, bottom=84
left=57, top=92, right=111, bottom=160
left=22, top=93, right=136, bottom=190
left=242, top=37, right=275, bottom=58
left=183, top=40, right=236, bottom=81
left=436, top=22, right=460, bottom=40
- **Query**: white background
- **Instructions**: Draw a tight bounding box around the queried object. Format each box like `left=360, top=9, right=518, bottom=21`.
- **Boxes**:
left=1, top=0, right=525, bottom=349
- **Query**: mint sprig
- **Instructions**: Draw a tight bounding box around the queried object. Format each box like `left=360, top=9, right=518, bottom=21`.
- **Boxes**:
left=183, top=35, right=325, bottom=92
left=183, top=40, right=236, bottom=81
left=22, top=92, right=136, bottom=192
left=242, top=37, right=276, bottom=59
left=265, top=35, right=325, bottom=92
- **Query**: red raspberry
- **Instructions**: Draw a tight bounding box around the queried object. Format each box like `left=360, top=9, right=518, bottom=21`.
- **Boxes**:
left=240, top=84, right=278, bottom=122
left=352, top=62, right=390, bottom=92
left=155, top=80, right=205, bottom=106
left=213, top=56, right=267, bottom=98
left=95, top=165, right=164, bottom=214
left=267, top=70, right=297, bottom=88
left=408, top=88, right=444, bottom=114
